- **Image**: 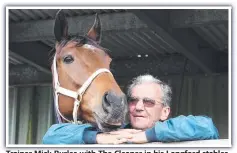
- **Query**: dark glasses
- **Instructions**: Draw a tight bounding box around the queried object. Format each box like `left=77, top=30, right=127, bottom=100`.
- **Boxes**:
left=127, top=96, right=163, bottom=107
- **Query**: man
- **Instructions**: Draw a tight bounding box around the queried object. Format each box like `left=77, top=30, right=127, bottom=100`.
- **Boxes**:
left=43, top=74, right=219, bottom=144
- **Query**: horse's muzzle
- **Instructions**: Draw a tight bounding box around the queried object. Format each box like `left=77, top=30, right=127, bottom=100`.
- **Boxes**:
left=94, top=91, right=128, bottom=132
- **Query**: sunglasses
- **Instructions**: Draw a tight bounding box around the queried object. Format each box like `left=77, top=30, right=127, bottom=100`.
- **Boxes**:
left=127, top=96, right=163, bottom=107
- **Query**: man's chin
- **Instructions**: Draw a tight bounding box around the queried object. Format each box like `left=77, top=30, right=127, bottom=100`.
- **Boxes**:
left=131, top=123, right=148, bottom=130
left=131, top=119, right=149, bottom=130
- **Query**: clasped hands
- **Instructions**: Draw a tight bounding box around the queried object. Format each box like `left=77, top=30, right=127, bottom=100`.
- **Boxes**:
left=96, top=129, right=148, bottom=144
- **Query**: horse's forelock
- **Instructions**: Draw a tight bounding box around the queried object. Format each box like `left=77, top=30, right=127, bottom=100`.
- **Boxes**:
left=55, top=35, right=111, bottom=58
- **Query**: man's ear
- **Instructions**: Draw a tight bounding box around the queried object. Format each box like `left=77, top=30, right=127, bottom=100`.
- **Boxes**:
left=160, top=106, right=170, bottom=121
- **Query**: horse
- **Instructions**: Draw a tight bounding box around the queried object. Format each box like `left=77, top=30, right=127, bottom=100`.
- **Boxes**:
left=52, top=10, right=127, bottom=132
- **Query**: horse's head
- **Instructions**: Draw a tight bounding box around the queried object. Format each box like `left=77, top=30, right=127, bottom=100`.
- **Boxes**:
left=52, top=10, right=127, bottom=132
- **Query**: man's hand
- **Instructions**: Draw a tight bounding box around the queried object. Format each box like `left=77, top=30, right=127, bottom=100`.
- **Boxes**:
left=96, top=132, right=132, bottom=144
left=96, top=129, right=148, bottom=144
left=126, top=131, right=148, bottom=144
left=108, top=129, right=142, bottom=135
left=109, top=129, right=148, bottom=144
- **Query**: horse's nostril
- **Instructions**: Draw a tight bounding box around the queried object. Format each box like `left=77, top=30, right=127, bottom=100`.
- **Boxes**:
left=99, top=91, right=128, bottom=127
left=102, top=91, right=123, bottom=113
left=102, top=92, right=111, bottom=113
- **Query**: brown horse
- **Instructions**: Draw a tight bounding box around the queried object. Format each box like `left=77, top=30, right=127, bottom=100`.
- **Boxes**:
left=52, top=10, right=127, bottom=132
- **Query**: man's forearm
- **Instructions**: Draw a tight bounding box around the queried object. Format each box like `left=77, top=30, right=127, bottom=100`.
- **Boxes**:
left=42, top=123, right=95, bottom=144
left=144, top=115, right=219, bottom=142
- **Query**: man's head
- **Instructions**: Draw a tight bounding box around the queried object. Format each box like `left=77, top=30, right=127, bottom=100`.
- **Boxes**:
left=127, top=74, right=172, bottom=130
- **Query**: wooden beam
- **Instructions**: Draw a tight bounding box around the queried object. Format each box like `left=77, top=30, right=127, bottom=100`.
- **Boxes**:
left=170, top=9, right=228, bottom=28
left=111, top=54, right=200, bottom=79
left=131, top=9, right=217, bottom=74
left=9, top=50, right=51, bottom=75
left=9, top=40, right=53, bottom=70
left=9, top=12, right=147, bottom=42
left=9, top=64, right=52, bottom=86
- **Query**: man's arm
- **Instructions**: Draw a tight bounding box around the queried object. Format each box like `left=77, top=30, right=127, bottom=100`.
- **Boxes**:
left=42, top=115, right=219, bottom=144
left=42, top=123, right=135, bottom=144
left=42, top=123, right=98, bottom=144
left=145, top=115, right=219, bottom=142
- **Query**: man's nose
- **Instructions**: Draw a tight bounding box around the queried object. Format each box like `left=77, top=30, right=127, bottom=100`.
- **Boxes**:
left=135, top=100, right=145, bottom=110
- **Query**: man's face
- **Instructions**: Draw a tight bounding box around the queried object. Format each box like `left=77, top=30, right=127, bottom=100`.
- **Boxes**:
left=128, top=82, right=170, bottom=130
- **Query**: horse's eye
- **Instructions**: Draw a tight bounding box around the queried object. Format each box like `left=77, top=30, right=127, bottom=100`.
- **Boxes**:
left=63, top=55, right=74, bottom=64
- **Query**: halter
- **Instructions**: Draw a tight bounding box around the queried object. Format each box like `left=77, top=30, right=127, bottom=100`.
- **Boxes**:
left=53, top=54, right=112, bottom=124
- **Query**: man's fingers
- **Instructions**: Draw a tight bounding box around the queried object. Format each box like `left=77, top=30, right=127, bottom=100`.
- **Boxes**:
left=113, top=134, right=133, bottom=144
left=108, top=131, right=121, bottom=135
left=109, top=129, right=142, bottom=134
left=125, top=129, right=142, bottom=133
left=113, top=138, right=128, bottom=144
left=123, top=133, right=133, bottom=139
left=115, top=133, right=133, bottom=140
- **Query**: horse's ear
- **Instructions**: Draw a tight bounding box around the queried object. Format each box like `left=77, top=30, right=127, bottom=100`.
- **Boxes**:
left=87, top=13, right=101, bottom=43
left=54, top=9, right=68, bottom=42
